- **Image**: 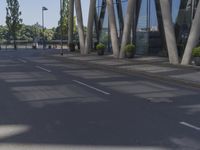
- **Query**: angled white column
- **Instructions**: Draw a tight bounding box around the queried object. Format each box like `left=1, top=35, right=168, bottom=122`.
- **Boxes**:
left=119, top=0, right=136, bottom=58
left=75, top=0, right=85, bottom=54
left=68, top=0, right=74, bottom=45
left=84, top=0, right=96, bottom=54
left=106, top=0, right=120, bottom=58
left=160, top=0, right=179, bottom=64
left=181, top=1, right=200, bottom=65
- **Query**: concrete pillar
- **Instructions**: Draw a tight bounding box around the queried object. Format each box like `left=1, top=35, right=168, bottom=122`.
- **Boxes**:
left=106, top=0, right=120, bottom=58
left=160, top=0, right=179, bottom=64
left=84, top=0, right=96, bottom=54
left=75, top=0, right=85, bottom=54
left=119, top=0, right=136, bottom=58
left=181, top=1, right=200, bottom=65
left=68, top=0, right=74, bottom=45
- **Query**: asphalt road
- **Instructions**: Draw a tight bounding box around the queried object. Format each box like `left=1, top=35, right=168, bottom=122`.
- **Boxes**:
left=0, top=49, right=199, bottom=150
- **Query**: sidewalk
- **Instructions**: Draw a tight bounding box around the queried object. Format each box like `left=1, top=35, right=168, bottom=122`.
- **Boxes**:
left=51, top=53, right=200, bottom=88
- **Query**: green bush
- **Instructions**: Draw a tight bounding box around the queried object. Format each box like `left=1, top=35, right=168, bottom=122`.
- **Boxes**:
left=96, top=43, right=106, bottom=50
left=192, top=47, right=200, bottom=57
left=124, top=44, right=135, bottom=53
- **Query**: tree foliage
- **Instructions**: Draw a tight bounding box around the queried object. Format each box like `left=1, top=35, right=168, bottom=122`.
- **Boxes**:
left=0, top=23, right=64, bottom=43
left=0, top=26, right=9, bottom=42
left=6, top=0, right=22, bottom=49
left=2, top=0, right=76, bottom=44
left=59, top=0, right=69, bottom=39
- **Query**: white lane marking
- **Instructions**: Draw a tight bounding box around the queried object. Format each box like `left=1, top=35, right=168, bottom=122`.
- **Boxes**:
left=73, top=80, right=111, bottom=95
left=18, top=59, right=27, bottom=63
left=180, top=122, right=200, bottom=131
left=36, top=66, right=51, bottom=73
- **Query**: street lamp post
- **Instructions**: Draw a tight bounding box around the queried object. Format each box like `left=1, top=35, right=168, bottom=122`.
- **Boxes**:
left=42, top=6, right=48, bottom=49
left=60, top=0, right=64, bottom=55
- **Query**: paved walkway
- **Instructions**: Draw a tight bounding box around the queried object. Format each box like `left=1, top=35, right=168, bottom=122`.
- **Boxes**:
left=51, top=53, right=200, bottom=88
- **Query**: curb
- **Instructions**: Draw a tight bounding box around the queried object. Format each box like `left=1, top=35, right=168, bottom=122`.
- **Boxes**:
left=49, top=55, right=200, bottom=89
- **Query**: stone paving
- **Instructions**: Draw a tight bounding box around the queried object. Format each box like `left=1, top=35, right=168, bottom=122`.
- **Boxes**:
left=119, top=65, right=179, bottom=73
left=171, top=72, right=200, bottom=84
left=52, top=53, right=200, bottom=87
left=98, top=80, right=196, bottom=103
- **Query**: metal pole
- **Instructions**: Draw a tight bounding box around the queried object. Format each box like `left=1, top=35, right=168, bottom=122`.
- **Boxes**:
left=42, top=7, right=48, bottom=49
left=42, top=9, right=44, bottom=49
left=60, top=0, right=64, bottom=55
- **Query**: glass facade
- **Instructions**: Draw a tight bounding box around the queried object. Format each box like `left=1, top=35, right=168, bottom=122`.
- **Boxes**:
left=95, top=0, right=109, bottom=49
left=175, top=0, right=199, bottom=56
left=95, top=0, right=128, bottom=51
left=95, top=0, right=199, bottom=55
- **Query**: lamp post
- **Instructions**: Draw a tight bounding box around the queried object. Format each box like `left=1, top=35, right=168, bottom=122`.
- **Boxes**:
left=60, top=0, right=64, bottom=55
left=42, top=6, right=48, bottom=49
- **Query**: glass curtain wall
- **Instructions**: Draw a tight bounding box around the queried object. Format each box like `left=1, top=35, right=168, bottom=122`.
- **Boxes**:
left=175, top=0, right=199, bottom=56
left=136, top=0, right=149, bottom=55
left=95, top=0, right=128, bottom=52
left=95, top=0, right=197, bottom=56
left=135, top=0, right=161, bottom=55
left=95, top=0, right=109, bottom=50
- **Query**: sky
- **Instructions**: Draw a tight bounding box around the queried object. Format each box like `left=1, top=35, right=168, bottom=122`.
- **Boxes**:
left=0, top=0, right=89, bottom=28
left=0, top=0, right=180, bottom=28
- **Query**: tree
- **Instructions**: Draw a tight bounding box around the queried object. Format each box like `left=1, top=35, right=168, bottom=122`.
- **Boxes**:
left=19, top=24, right=33, bottom=41
left=6, top=0, right=22, bottom=49
left=44, top=29, right=54, bottom=41
left=31, top=23, right=43, bottom=42
left=59, top=0, right=69, bottom=40
left=0, top=26, right=8, bottom=42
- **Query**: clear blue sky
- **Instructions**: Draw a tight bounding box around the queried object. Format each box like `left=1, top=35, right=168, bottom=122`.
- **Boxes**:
left=0, top=0, right=89, bottom=28
left=0, top=0, right=179, bottom=28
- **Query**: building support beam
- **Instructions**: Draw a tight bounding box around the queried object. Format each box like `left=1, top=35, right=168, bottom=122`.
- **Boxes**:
left=181, top=1, right=200, bottom=65
left=97, top=0, right=107, bottom=41
left=116, top=0, right=124, bottom=38
left=68, top=0, right=74, bottom=46
left=85, top=0, right=96, bottom=54
left=160, top=0, right=179, bottom=64
left=75, top=0, right=85, bottom=54
left=119, top=0, right=136, bottom=58
left=106, top=0, right=120, bottom=58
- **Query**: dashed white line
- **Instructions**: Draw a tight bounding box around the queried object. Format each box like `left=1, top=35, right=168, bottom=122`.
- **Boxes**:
left=73, top=80, right=111, bottom=95
left=18, top=59, right=27, bottom=63
left=180, top=122, right=200, bottom=131
left=36, top=66, right=51, bottom=73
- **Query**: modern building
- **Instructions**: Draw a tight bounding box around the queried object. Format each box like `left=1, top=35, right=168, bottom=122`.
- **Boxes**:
left=69, top=0, right=200, bottom=65
left=94, top=0, right=198, bottom=53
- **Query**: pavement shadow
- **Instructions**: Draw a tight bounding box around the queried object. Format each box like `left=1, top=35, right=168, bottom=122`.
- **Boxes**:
left=0, top=57, right=199, bottom=150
